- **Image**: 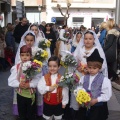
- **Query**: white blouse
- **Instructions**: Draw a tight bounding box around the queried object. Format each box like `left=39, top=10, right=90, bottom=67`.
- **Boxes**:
left=37, top=73, right=69, bottom=105
left=75, top=46, right=108, bottom=77
left=79, top=74, right=112, bottom=102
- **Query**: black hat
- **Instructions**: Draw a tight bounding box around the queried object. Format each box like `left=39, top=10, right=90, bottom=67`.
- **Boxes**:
left=87, top=49, right=103, bottom=63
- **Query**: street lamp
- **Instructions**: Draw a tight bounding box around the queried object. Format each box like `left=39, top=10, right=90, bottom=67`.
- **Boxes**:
left=38, top=5, right=42, bottom=24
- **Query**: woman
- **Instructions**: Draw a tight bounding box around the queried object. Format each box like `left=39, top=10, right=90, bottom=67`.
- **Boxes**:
left=99, top=22, right=107, bottom=47
left=55, top=25, right=69, bottom=59
left=103, top=19, right=120, bottom=85
left=43, top=23, right=56, bottom=55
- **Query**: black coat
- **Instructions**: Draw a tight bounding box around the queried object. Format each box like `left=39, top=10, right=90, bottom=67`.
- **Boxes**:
left=13, top=22, right=29, bottom=43
left=103, top=29, right=119, bottom=63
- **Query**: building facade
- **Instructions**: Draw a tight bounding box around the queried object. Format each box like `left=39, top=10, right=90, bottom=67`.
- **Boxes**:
left=11, top=0, right=46, bottom=24
left=46, top=0, right=116, bottom=28
left=0, top=0, right=11, bottom=27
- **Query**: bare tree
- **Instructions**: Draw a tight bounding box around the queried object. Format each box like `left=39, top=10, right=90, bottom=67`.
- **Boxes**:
left=57, top=0, right=71, bottom=25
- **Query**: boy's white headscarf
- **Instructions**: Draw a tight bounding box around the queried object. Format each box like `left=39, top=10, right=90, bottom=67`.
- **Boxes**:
left=15, top=31, right=37, bottom=64
left=74, top=30, right=108, bottom=77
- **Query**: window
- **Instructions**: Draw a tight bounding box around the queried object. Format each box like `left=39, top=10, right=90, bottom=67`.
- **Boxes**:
left=73, top=17, right=84, bottom=22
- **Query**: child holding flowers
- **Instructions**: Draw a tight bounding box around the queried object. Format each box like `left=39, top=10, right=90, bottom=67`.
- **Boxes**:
left=76, top=49, right=112, bottom=120
left=71, top=32, right=83, bottom=53
left=8, top=45, right=41, bottom=120
left=14, top=31, right=45, bottom=118
left=37, top=56, right=69, bottom=120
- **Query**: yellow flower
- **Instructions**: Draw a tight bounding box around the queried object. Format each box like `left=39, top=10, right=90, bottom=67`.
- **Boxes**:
left=76, top=89, right=91, bottom=105
left=37, top=68, right=41, bottom=72
left=33, top=59, right=42, bottom=67
left=41, top=53, right=45, bottom=57
left=60, top=61, right=67, bottom=68
left=46, top=40, right=51, bottom=47
left=43, top=50, right=48, bottom=58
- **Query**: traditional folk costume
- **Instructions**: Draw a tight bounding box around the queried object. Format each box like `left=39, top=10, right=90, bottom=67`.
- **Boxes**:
left=78, top=49, right=112, bottom=120
left=71, top=32, right=83, bottom=53
left=14, top=31, right=44, bottom=116
left=8, top=63, right=41, bottom=119
left=37, top=73, right=69, bottom=120
left=55, top=29, right=69, bottom=59
left=69, top=30, right=108, bottom=120
left=28, top=24, right=51, bottom=75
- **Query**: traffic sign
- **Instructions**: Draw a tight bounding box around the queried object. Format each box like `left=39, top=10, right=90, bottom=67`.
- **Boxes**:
left=51, top=17, right=56, bottom=22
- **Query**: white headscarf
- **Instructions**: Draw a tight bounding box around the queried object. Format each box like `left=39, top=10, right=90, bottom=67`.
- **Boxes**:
left=28, top=24, right=51, bottom=59
left=15, top=31, right=37, bottom=64
left=74, top=30, right=108, bottom=77
left=72, top=31, right=83, bottom=47
left=28, top=24, right=45, bottom=45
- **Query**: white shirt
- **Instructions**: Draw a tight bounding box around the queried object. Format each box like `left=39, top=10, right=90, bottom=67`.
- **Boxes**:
left=80, top=74, right=112, bottom=102
left=8, top=64, right=41, bottom=88
left=37, top=73, right=69, bottom=105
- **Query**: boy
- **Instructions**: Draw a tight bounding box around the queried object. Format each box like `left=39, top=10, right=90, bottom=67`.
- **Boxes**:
left=78, top=49, right=112, bottom=120
left=8, top=45, right=40, bottom=120
left=37, top=56, right=69, bottom=120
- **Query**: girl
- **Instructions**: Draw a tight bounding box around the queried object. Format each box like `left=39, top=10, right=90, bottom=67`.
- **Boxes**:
left=43, top=23, right=56, bottom=55
left=71, top=32, right=83, bottom=53
left=78, top=49, right=112, bottom=120
left=70, top=30, right=108, bottom=120
left=28, top=24, right=45, bottom=45
left=28, top=24, right=51, bottom=75
left=74, top=30, right=108, bottom=77
left=37, top=56, right=69, bottom=120
left=8, top=45, right=40, bottom=120
left=15, top=31, right=37, bottom=64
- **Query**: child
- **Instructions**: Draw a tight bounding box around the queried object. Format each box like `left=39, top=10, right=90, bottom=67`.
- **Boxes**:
left=15, top=31, right=49, bottom=117
left=37, top=56, right=69, bottom=120
left=71, top=32, right=83, bottom=53
left=78, top=49, right=112, bottom=120
left=8, top=45, right=40, bottom=120
left=15, top=31, right=36, bottom=64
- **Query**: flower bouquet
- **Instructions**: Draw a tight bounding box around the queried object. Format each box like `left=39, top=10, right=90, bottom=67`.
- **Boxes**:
left=77, top=61, right=87, bottom=75
left=58, top=72, right=80, bottom=92
left=64, top=31, right=70, bottom=39
left=61, top=52, right=77, bottom=68
left=38, top=38, right=51, bottom=50
left=22, top=60, right=42, bottom=80
left=74, top=85, right=91, bottom=108
left=33, top=49, right=48, bottom=63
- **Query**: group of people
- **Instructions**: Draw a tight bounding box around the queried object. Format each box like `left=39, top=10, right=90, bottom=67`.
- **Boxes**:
left=6, top=17, right=120, bottom=120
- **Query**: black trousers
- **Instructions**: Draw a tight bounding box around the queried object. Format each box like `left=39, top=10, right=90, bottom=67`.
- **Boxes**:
left=17, top=94, right=36, bottom=120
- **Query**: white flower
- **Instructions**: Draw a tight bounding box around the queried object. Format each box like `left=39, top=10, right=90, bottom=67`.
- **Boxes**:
left=22, top=61, right=32, bottom=71
left=32, top=47, right=43, bottom=57
left=69, top=73, right=73, bottom=77
left=61, top=76, right=64, bottom=79
left=22, top=66, right=28, bottom=71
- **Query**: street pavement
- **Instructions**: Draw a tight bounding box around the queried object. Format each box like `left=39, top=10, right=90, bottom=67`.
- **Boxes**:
left=0, top=68, right=120, bottom=120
